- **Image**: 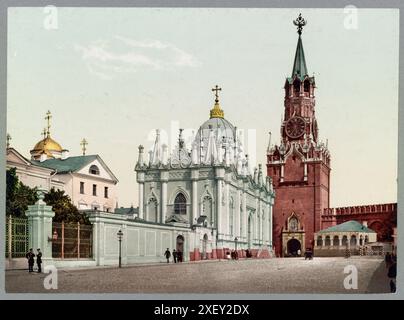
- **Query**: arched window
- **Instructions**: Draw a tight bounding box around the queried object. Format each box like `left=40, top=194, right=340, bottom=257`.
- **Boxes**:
left=293, top=79, right=301, bottom=95
left=174, top=193, right=187, bottom=215
left=304, top=79, right=310, bottom=93
left=342, top=235, right=348, bottom=246
left=333, top=236, right=339, bottom=246
left=350, top=235, right=357, bottom=247
left=89, top=165, right=100, bottom=175
left=325, top=236, right=331, bottom=246
left=317, top=236, right=323, bottom=247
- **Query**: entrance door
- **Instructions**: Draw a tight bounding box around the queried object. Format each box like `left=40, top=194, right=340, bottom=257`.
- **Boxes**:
left=176, top=235, right=184, bottom=262
left=287, top=239, right=301, bottom=257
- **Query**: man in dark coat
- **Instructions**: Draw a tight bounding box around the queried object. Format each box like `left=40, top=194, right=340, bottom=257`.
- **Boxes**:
left=172, top=249, right=177, bottom=263
left=36, top=248, right=42, bottom=273
left=25, top=248, right=35, bottom=273
left=164, top=248, right=171, bottom=263
left=388, top=261, right=397, bottom=293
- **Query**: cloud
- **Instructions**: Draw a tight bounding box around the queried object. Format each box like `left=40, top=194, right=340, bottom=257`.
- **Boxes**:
left=74, top=36, right=201, bottom=79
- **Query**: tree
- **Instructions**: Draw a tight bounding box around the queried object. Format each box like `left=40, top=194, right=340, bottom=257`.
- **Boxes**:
left=44, top=188, right=90, bottom=224
left=6, top=167, right=38, bottom=217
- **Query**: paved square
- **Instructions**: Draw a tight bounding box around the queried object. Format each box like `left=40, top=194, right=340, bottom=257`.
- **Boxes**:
left=5, top=257, right=391, bottom=294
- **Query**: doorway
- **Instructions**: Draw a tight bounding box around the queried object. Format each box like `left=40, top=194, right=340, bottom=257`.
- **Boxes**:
left=287, top=238, right=301, bottom=256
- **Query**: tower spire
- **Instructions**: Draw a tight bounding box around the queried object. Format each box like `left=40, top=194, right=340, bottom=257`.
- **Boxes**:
left=292, top=14, right=308, bottom=77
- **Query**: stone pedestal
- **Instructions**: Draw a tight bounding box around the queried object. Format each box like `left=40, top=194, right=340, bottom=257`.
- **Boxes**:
left=25, top=188, right=55, bottom=264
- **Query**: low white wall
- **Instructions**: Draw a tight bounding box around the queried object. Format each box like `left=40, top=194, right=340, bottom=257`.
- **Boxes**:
left=89, top=212, right=192, bottom=266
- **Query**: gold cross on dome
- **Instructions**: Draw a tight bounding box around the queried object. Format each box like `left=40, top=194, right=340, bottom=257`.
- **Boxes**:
left=80, top=138, right=88, bottom=155
left=45, top=110, right=52, bottom=136
left=211, top=85, right=222, bottom=103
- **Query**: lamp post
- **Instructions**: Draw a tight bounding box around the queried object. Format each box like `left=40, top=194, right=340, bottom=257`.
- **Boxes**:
left=117, top=229, right=123, bottom=268
left=235, top=237, right=238, bottom=259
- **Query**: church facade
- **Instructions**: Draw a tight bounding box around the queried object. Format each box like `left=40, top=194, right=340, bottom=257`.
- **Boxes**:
left=135, top=90, right=275, bottom=260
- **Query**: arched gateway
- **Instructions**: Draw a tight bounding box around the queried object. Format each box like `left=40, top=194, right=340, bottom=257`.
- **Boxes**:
left=287, top=238, right=301, bottom=256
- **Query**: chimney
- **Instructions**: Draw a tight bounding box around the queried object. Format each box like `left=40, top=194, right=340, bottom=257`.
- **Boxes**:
left=362, top=221, right=368, bottom=227
left=61, top=149, right=69, bottom=160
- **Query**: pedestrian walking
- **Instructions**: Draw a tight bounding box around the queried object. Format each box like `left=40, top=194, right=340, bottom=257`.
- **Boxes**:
left=388, top=261, right=397, bottom=293
left=25, top=248, right=35, bottom=273
left=172, top=249, right=177, bottom=263
left=36, top=248, right=42, bottom=273
left=177, top=251, right=183, bottom=263
left=164, top=248, right=171, bottom=263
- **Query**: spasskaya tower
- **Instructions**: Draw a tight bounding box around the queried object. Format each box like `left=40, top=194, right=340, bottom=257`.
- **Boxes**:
left=267, top=14, right=331, bottom=257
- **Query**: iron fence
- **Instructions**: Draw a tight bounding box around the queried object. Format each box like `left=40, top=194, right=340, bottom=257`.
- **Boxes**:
left=52, top=222, right=93, bottom=259
left=5, top=216, right=29, bottom=258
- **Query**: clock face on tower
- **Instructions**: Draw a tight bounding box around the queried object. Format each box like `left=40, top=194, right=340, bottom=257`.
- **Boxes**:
left=285, top=116, right=306, bottom=139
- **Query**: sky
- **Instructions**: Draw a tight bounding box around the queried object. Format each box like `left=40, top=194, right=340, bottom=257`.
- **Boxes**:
left=7, top=7, right=399, bottom=208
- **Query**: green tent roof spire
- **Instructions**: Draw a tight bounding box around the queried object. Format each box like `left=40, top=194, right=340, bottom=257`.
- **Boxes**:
left=292, top=35, right=308, bottom=77
left=291, top=14, right=308, bottom=78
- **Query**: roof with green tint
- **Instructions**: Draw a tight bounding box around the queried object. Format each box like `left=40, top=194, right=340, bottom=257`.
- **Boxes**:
left=292, top=35, right=308, bottom=77
left=318, top=220, right=376, bottom=234
left=115, top=207, right=138, bottom=215
left=31, top=155, right=98, bottom=173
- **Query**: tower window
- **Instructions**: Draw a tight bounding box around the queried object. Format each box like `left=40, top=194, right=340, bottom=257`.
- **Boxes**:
left=293, top=79, right=300, bottom=95
left=80, top=182, right=84, bottom=194
left=174, top=193, right=187, bottom=215
left=304, top=80, right=310, bottom=92
left=93, top=184, right=97, bottom=196
left=89, top=165, right=100, bottom=175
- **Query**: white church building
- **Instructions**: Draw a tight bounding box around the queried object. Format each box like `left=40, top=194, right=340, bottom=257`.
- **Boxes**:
left=135, top=87, right=275, bottom=260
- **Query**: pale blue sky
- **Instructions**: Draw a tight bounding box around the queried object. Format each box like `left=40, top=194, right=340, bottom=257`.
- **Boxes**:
left=7, top=8, right=399, bottom=208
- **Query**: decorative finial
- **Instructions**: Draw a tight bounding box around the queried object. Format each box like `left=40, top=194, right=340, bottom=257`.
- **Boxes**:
left=42, top=128, right=47, bottom=140
left=210, top=85, right=224, bottom=118
left=267, top=131, right=272, bottom=152
left=80, top=138, right=88, bottom=155
left=6, top=133, right=11, bottom=148
left=45, top=110, right=52, bottom=136
left=293, top=13, right=307, bottom=35
left=212, top=85, right=222, bottom=103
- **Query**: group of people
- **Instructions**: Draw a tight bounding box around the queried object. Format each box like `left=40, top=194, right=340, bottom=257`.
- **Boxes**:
left=385, top=252, right=397, bottom=293
left=164, top=248, right=183, bottom=263
left=225, top=250, right=239, bottom=260
left=25, top=248, right=42, bottom=273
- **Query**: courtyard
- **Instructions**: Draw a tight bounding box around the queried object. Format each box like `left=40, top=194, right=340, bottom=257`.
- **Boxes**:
left=5, top=257, right=391, bottom=294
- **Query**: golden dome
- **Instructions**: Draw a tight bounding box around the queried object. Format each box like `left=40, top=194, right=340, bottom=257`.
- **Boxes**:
left=32, top=136, right=63, bottom=153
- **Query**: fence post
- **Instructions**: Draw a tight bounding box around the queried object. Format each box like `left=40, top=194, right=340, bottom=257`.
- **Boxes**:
left=77, top=222, right=80, bottom=259
left=61, top=221, right=65, bottom=260
left=25, top=188, right=55, bottom=265
left=8, top=215, right=12, bottom=259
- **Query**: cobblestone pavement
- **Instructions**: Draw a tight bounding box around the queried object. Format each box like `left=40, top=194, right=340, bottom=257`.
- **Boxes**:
left=5, top=257, right=391, bottom=294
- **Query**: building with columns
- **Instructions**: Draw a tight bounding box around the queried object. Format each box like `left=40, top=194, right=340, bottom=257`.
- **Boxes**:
left=314, top=220, right=377, bottom=257
left=135, top=89, right=275, bottom=260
